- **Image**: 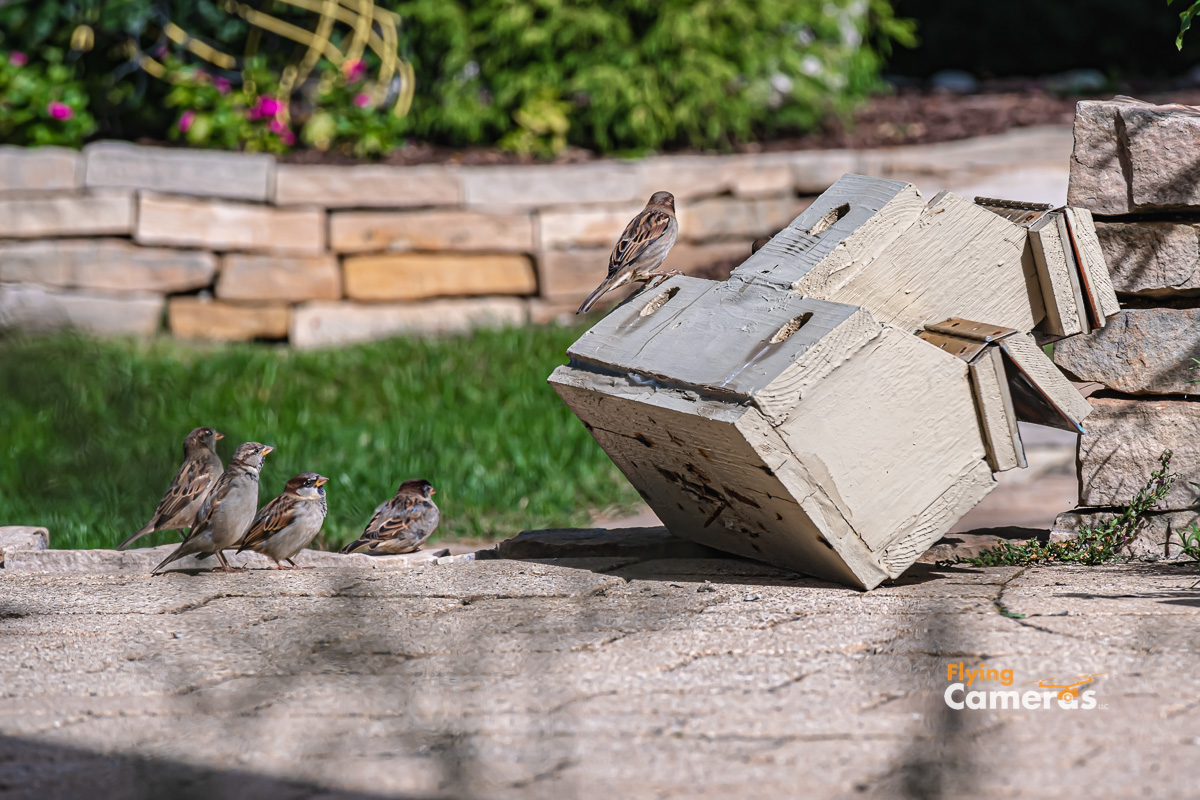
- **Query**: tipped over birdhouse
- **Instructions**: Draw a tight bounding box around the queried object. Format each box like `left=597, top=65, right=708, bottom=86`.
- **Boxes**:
left=549, top=175, right=1120, bottom=590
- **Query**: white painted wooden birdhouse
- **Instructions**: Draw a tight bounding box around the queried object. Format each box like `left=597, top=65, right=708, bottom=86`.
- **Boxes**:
left=549, top=174, right=1119, bottom=589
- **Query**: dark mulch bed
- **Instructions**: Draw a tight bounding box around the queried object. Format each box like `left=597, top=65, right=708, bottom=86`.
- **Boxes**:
left=276, top=84, right=1200, bottom=167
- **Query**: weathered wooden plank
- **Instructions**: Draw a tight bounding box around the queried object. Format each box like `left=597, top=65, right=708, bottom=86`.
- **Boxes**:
left=881, top=458, right=995, bottom=575
left=732, top=173, right=926, bottom=293
left=1064, top=207, right=1121, bottom=320
left=776, top=326, right=987, bottom=553
left=1028, top=211, right=1085, bottom=337
left=811, top=191, right=1044, bottom=333
left=548, top=366, right=879, bottom=587
left=566, top=275, right=865, bottom=400
left=924, top=318, right=1019, bottom=343
left=998, top=333, right=1094, bottom=433
left=968, top=346, right=1026, bottom=472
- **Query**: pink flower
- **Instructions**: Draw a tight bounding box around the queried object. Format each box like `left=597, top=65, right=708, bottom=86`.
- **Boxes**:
left=353, top=92, right=373, bottom=109
left=249, top=95, right=282, bottom=119
left=47, top=101, right=73, bottom=121
left=342, top=59, right=367, bottom=83
left=268, top=118, right=296, bottom=146
left=214, top=77, right=232, bottom=94
left=8, top=51, right=28, bottom=67
left=178, top=110, right=196, bottom=133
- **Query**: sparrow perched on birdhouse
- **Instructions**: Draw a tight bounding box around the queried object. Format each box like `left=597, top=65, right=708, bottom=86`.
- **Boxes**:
left=577, top=191, right=680, bottom=314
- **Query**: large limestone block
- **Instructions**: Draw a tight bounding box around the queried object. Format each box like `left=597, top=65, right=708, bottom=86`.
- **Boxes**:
left=1052, top=509, right=1192, bottom=561
left=0, top=239, right=215, bottom=293
left=1068, top=98, right=1200, bottom=215
left=343, top=253, right=536, bottom=301
left=1078, top=396, right=1200, bottom=509
left=1094, top=221, right=1200, bottom=297
left=0, top=146, right=80, bottom=192
left=461, top=163, right=642, bottom=209
left=135, top=193, right=324, bottom=254
left=538, top=241, right=749, bottom=301
left=0, top=526, right=50, bottom=566
left=0, top=190, right=134, bottom=238
left=1053, top=308, right=1200, bottom=395
left=676, top=195, right=809, bottom=242
left=291, top=297, right=527, bottom=348
left=330, top=210, right=534, bottom=253
left=168, top=297, right=290, bottom=341
left=84, top=141, right=274, bottom=201
left=216, top=253, right=340, bottom=302
left=275, top=164, right=463, bottom=208
left=0, top=284, right=162, bottom=336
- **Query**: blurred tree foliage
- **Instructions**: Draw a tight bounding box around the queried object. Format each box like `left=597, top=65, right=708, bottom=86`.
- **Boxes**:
left=889, top=0, right=1200, bottom=78
left=0, top=0, right=915, bottom=154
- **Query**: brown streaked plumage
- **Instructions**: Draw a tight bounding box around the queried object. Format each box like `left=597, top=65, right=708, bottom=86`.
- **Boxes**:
left=237, top=472, right=329, bottom=569
left=577, top=191, right=680, bottom=314
left=340, top=479, right=439, bottom=556
left=118, top=427, right=224, bottom=551
left=152, top=442, right=273, bottom=574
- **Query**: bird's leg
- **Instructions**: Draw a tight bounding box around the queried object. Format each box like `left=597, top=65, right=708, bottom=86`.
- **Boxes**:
left=213, top=551, right=245, bottom=573
left=286, top=558, right=313, bottom=570
left=644, top=270, right=682, bottom=288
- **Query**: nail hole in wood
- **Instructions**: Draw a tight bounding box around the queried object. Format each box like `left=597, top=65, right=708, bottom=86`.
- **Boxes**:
left=769, top=312, right=813, bottom=344
left=807, top=203, right=850, bottom=236
left=640, top=286, right=680, bottom=317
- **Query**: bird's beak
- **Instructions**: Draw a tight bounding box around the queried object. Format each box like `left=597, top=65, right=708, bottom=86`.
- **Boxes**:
left=315, top=476, right=329, bottom=487
left=262, top=446, right=275, bottom=455
left=214, top=432, right=224, bottom=440
left=430, top=488, right=437, bottom=495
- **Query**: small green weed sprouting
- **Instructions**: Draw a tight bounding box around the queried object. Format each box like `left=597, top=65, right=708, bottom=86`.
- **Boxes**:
left=1176, top=523, right=1200, bottom=588
left=961, top=450, right=1177, bottom=567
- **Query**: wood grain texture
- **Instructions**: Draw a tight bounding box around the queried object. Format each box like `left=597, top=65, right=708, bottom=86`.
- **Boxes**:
left=968, top=346, right=1026, bottom=472
left=732, top=174, right=926, bottom=294
left=1064, top=207, right=1121, bottom=319
left=1028, top=211, right=1084, bottom=337
left=999, top=333, right=1094, bottom=431
left=812, top=191, right=1044, bottom=333
left=548, top=366, right=881, bottom=588
left=775, top=326, right=987, bottom=553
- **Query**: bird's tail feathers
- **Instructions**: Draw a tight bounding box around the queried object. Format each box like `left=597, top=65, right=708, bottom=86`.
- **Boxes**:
left=117, top=523, right=155, bottom=552
left=577, top=278, right=617, bottom=315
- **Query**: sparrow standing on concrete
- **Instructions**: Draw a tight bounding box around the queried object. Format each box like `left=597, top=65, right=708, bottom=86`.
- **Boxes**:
left=577, top=191, right=680, bottom=314
left=152, top=442, right=273, bottom=574
left=340, top=479, right=439, bottom=555
left=119, top=426, right=224, bottom=551
left=236, top=472, right=329, bottom=569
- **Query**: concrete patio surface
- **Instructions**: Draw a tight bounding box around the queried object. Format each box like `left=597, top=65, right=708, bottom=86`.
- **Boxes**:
left=2, top=530, right=1198, bottom=799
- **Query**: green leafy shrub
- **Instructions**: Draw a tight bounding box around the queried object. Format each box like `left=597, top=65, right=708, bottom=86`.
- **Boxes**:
left=394, top=0, right=915, bottom=154
left=0, top=47, right=96, bottom=146
left=164, top=59, right=295, bottom=154
left=300, top=60, right=408, bottom=158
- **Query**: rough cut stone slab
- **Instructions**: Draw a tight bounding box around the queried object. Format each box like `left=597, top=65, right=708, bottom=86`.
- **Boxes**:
left=275, top=164, right=463, bottom=208
left=496, top=527, right=724, bottom=560
left=0, top=526, right=50, bottom=566
left=0, top=146, right=80, bottom=192
left=1052, top=509, right=1195, bottom=561
left=0, top=190, right=133, bottom=238
left=84, top=141, right=274, bottom=202
left=538, top=205, right=645, bottom=249
left=330, top=210, right=534, bottom=253
left=676, top=195, right=810, bottom=241
left=343, top=253, right=536, bottom=301
left=1094, top=221, right=1200, bottom=297
left=789, top=150, right=861, bottom=195
left=1, top=545, right=466, bottom=574
left=1078, top=396, right=1200, bottom=509
left=0, top=284, right=163, bottom=336
left=136, top=193, right=324, bottom=254
left=462, top=163, right=643, bottom=209
left=168, top=297, right=290, bottom=341
left=1068, top=98, right=1200, bottom=215
left=1054, top=308, right=1200, bottom=395
left=638, top=154, right=796, bottom=201
left=291, top=297, right=527, bottom=348
left=864, top=125, right=1072, bottom=183
left=0, top=239, right=215, bottom=293
left=216, top=253, right=340, bottom=302
left=537, top=241, right=750, bottom=300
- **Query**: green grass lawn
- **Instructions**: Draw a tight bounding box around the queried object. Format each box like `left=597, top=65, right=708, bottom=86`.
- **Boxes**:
left=0, top=325, right=641, bottom=550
